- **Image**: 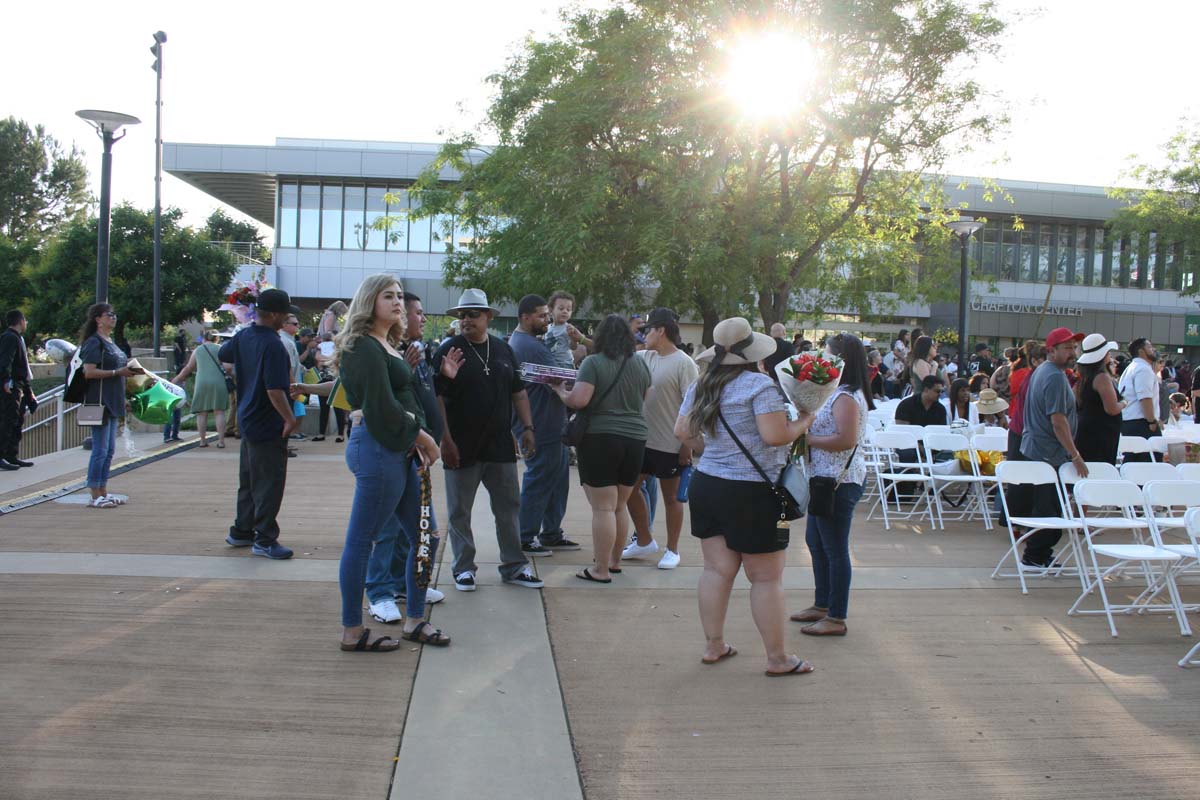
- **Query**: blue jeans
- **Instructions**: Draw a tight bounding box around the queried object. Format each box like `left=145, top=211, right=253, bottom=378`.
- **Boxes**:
left=162, top=408, right=181, bottom=440
left=339, top=424, right=414, bottom=627
left=518, top=439, right=570, bottom=545
left=366, top=456, right=436, bottom=619
left=86, top=414, right=120, bottom=489
left=804, top=482, right=864, bottom=620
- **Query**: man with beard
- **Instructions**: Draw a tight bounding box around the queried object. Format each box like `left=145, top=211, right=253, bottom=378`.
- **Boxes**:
left=507, top=294, right=579, bottom=556
left=1118, top=337, right=1164, bottom=462
left=434, top=289, right=544, bottom=592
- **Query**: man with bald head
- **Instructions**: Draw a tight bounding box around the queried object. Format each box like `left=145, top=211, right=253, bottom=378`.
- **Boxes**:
left=763, top=322, right=795, bottom=379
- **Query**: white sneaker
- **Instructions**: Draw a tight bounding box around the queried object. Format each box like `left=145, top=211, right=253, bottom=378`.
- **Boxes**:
left=104, top=494, right=128, bottom=505
left=368, top=598, right=402, bottom=623
left=622, top=539, right=659, bottom=560
left=657, top=549, right=680, bottom=569
left=396, top=587, right=445, bottom=605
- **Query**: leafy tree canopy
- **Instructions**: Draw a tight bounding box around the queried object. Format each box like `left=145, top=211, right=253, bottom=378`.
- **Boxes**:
left=204, top=207, right=272, bottom=263
left=25, top=204, right=237, bottom=345
left=0, top=117, right=89, bottom=249
left=409, top=0, right=1007, bottom=341
left=1109, top=124, right=1200, bottom=294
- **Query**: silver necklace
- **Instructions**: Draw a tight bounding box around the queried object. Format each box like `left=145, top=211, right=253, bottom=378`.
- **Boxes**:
left=467, top=335, right=491, bottom=375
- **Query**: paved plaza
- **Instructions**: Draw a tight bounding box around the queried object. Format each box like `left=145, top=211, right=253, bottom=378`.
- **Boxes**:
left=2, top=437, right=1199, bottom=799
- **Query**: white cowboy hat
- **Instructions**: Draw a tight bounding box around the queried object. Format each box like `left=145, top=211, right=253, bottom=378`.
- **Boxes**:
left=695, top=317, right=777, bottom=366
left=446, top=288, right=500, bottom=314
left=1076, top=333, right=1118, bottom=365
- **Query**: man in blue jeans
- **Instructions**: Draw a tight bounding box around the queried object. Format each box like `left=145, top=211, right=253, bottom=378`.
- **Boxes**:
left=508, top=294, right=580, bottom=555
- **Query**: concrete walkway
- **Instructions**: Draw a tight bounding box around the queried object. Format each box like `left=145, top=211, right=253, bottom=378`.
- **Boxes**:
left=1, top=439, right=1198, bottom=799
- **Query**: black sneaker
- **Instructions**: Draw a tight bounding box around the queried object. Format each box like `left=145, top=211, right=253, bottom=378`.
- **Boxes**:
left=454, top=571, right=477, bottom=592
left=1021, top=552, right=1055, bottom=569
left=9, top=458, right=33, bottom=468
left=503, top=569, right=544, bottom=589
left=541, top=537, right=581, bottom=551
left=522, top=540, right=553, bottom=557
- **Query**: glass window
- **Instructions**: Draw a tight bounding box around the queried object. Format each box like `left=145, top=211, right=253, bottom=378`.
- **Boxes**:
left=979, top=221, right=999, bottom=278
left=385, top=187, right=408, bottom=252
left=1166, top=241, right=1181, bottom=291
left=1055, top=224, right=1072, bottom=284
left=321, top=184, right=342, bottom=249
left=1076, top=226, right=1090, bottom=285
left=1019, top=225, right=1036, bottom=282
left=1115, top=235, right=1131, bottom=288
left=408, top=194, right=432, bottom=252
left=278, top=182, right=298, bottom=249
left=432, top=212, right=455, bottom=252
left=1001, top=224, right=1018, bottom=281
left=1147, top=232, right=1161, bottom=289
left=365, top=186, right=388, bottom=251
left=343, top=185, right=365, bottom=250
left=299, top=183, right=320, bottom=248
left=1096, top=228, right=1109, bottom=286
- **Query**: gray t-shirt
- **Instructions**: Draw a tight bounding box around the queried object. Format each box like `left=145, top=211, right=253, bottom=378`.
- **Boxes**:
left=543, top=323, right=576, bottom=370
left=78, top=335, right=128, bottom=419
left=1020, top=361, right=1077, bottom=466
left=678, top=371, right=788, bottom=482
left=639, top=348, right=699, bottom=454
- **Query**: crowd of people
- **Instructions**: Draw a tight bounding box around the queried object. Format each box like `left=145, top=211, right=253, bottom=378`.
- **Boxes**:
left=8, top=277, right=1195, bottom=674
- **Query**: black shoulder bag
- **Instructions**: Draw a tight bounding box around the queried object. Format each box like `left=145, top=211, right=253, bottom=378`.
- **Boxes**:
left=202, top=343, right=236, bottom=394
left=717, top=409, right=805, bottom=522
left=563, top=356, right=628, bottom=446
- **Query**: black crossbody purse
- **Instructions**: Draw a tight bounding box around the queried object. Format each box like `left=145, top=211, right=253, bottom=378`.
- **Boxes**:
left=806, top=445, right=858, bottom=518
left=717, top=410, right=805, bottom=522
left=563, top=356, right=628, bottom=446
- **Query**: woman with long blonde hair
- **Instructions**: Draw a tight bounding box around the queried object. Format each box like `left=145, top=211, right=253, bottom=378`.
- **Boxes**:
left=335, top=274, right=445, bottom=652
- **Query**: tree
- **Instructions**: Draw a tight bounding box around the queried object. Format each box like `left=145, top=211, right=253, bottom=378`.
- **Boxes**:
left=25, top=204, right=237, bottom=346
left=408, top=0, right=1006, bottom=341
left=1108, top=124, right=1200, bottom=294
left=204, top=208, right=272, bottom=264
left=0, top=235, right=35, bottom=312
left=0, top=117, right=89, bottom=249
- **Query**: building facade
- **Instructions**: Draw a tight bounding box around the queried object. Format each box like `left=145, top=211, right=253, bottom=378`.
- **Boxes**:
left=165, top=137, right=1200, bottom=356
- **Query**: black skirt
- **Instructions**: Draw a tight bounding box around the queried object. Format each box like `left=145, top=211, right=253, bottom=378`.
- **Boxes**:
left=689, top=470, right=790, bottom=554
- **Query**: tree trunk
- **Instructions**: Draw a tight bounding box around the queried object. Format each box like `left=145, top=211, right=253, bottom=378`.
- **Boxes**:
left=756, top=287, right=789, bottom=331
left=1031, top=265, right=1059, bottom=340
left=695, top=292, right=720, bottom=347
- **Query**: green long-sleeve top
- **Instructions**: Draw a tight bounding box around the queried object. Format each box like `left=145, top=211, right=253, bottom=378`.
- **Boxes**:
left=338, top=335, right=426, bottom=453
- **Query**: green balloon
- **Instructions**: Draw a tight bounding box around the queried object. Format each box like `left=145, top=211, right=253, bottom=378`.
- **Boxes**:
left=130, top=382, right=182, bottom=424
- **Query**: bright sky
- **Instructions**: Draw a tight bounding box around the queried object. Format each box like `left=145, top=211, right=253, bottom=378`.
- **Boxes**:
left=3, top=0, right=1195, bottom=233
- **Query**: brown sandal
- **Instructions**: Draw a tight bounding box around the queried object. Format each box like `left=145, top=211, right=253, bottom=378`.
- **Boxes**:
left=401, top=621, right=450, bottom=646
left=340, top=627, right=401, bottom=652
left=789, top=606, right=828, bottom=623
left=800, top=618, right=847, bottom=636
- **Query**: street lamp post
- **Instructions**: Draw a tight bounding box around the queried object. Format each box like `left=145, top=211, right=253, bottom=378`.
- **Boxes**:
left=76, top=110, right=140, bottom=304
left=948, top=217, right=984, bottom=375
left=151, top=31, right=167, bottom=357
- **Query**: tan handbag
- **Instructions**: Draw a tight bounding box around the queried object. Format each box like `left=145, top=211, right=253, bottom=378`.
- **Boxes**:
left=77, top=404, right=106, bottom=426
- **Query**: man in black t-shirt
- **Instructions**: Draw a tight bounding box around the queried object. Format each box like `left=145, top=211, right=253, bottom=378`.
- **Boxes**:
left=968, top=343, right=994, bottom=377
left=433, top=289, right=543, bottom=593
left=895, top=375, right=948, bottom=427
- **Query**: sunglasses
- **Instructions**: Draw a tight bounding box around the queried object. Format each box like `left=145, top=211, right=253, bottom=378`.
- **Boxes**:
left=458, top=310, right=485, bottom=320
left=102, top=311, right=117, bottom=319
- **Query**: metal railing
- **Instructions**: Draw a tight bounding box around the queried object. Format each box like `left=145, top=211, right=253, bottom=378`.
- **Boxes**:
left=19, top=385, right=88, bottom=459
left=210, top=240, right=269, bottom=266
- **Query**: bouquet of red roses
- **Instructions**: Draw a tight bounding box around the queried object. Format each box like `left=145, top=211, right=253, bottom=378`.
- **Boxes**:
left=776, top=352, right=843, bottom=413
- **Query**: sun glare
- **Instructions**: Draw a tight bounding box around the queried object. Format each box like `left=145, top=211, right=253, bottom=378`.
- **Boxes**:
left=722, top=31, right=814, bottom=122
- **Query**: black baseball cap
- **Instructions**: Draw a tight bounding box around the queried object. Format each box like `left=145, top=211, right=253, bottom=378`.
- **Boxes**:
left=645, top=307, right=678, bottom=328
left=258, top=288, right=300, bottom=315
left=974, top=342, right=990, bottom=352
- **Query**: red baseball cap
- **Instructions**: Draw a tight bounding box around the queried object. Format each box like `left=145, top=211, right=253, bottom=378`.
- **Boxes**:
left=1045, top=327, right=1085, bottom=348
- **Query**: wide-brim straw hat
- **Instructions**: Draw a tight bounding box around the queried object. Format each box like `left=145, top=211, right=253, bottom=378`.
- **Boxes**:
left=1076, top=332, right=1119, bottom=365
left=975, top=388, right=1009, bottom=415
left=446, top=288, right=500, bottom=314
left=695, top=317, right=777, bottom=366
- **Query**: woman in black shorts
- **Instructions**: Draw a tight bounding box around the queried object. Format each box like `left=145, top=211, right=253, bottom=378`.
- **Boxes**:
left=674, top=317, right=813, bottom=676
left=555, top=314, right=651, bottom=582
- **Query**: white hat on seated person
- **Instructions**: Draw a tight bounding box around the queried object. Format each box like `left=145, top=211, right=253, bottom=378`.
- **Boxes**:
left=696, top=317, right=777, bottom=366
left=446, top=288, right=500, bottom=314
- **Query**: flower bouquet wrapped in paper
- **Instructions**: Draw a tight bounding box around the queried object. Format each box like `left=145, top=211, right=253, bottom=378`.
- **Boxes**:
left=775, top=352, right=843, bottom=413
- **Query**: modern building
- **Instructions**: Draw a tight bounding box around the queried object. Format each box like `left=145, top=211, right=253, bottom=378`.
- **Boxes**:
left=165, top=137, right=1200, bottom=357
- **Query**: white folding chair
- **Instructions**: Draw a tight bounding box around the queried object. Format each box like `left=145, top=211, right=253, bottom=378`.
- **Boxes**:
left=1148, top=436, right=1171, bottom=462
left=992, top=461, right=1084, bottom=594
left=1067, top=480, right=1190, bottom=637
left=1119, top=462, right=1181, bottom=487
left=869, top=430, right=940, bottom=530
left=1142, top=481, right=1200, bottom=586
left=1178, top=508, right=1200, bottom=668
left=923, top=424, right=954, bottom=437
left=1176, top=464, right=1200, bottom=482
left=926, top=432, right=993, bottom=530
left=1119, top=436, right=1158, bottom=463
left=888, top=424, right=927, bottom=442
left=1058, top=461, right=1121, bottom=519
left=974, top=432, right=1009, bottom=454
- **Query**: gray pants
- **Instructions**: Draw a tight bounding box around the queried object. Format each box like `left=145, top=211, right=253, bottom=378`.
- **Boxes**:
left=445, top=460, right=528, bottom=580
left=233, top=436, right=288, bottom=545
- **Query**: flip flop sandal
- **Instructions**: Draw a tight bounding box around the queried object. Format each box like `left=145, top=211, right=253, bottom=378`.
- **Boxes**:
left=198, top=442, right=209, bottom=448
left=401, top=621, right=450, bottom=647
left=701, top=644, right=737, bottom=665
left=576, top=568, right=612, bottom=584
left=340, top=627, right=401, bottom=652
left=765, top=659, right=815, bottom=677
left=608, top=567, right=622, bottom=573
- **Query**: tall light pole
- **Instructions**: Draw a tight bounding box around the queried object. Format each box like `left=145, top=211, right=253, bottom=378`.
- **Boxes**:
left=948, top=217, right=984, bottom=375
left=150, top=31, right=167, bottom=357
left=77, top=110, right=141, bottom=304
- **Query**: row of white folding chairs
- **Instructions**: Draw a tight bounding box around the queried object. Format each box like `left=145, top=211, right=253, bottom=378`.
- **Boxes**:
left=1183, top=508, right=1200, bottom=667
left=867, top=429, right=1006, bottom=531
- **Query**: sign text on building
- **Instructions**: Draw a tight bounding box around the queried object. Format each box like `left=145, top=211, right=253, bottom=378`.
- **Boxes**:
left=970, top=298, right=1084, bottom=317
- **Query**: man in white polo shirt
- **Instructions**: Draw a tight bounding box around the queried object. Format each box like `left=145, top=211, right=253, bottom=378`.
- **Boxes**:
left=1118, top=337, right=1162, bottom=463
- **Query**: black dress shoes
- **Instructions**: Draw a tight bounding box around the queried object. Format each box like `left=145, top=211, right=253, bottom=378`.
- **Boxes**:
left=7, top=458, right=33, bottom=468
